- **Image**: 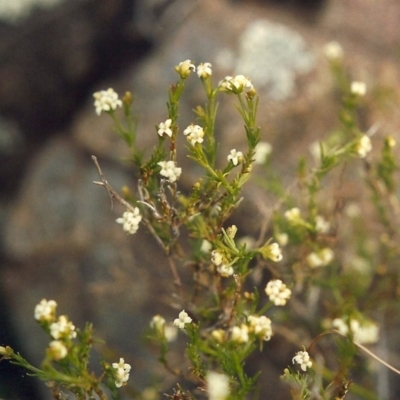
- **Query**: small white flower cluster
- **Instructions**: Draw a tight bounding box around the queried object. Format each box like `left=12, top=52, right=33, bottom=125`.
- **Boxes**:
left=284, top=207, right=302, bottom=224
left=157, top=160, right=182, bottom=183
left=292, top=350, right=312, bottom=371
left=253, top=141, right=272, bottom=165
left=200, top=239, right=212, bottom=253
left=50, top=315, right=77, bottom=340
left=116, top=208, right=142, bottom=235
left=248, top=315, right=272, bottom=341
left=211, top=329, right=226, bottom=343
left=173, top=310, right=192, bottom=329
left=217, top=264, right=234, bottom=277
left=332, top=317, right=379, bottom=344
left=265, top=279, right=291, bottom=306
left=386, top=135, right=396, bottom=148
left=112, top=358, right=131, bottom=388
left=227, top=149, right=244, bottom=166
left=351, top=81, right=367, bottom=97
left=206, top=371, right=230, bottom=400
left=175, top=60, right=213, bottom=79
left=211, top=250, right=234, bottom=277
left=175, top=59, right=196, bottom=78
left=315, top=215, right=330, bottom=234
left=197, top=62, right=212, bottom=78
left=157, top=119, right=173, bottom=138
left=230, top=315, right=272, bottom=343
left=262, top=242, right=283, bottom=262
left=0, top=346, right=9, bottom=356
left=220, top=75, right=254, bottom=94
left=34, top=299, right=76, bottom=361
left=150, top=315, right=178, bottom=342
left=355, top=135, right=372, bottom=158
left=48, top=340, right=68, bottom=361
left=309, top=140, right=324, bottom=161
left=34, top=299, right=57, bottom=322
left=306, top=248, right=334, bottom=268
left=150, top=315, right=165, bottom=332
left=211, top=250, right=223, bottom=265
left=323, top=41, right=343, bottom=61
left=183, top=124, right=205, bottom=146
left=275, top=232, right=289, bottom=247
left=231, top=324, right=249, bottom=344
left=93, top=88, right=122, bottom=115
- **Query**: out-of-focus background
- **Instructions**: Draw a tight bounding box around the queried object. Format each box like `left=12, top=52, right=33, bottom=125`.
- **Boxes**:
left=1, top=0, right=400, bottom=398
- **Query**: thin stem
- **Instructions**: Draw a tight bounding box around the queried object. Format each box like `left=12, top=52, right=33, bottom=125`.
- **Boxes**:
left=167, top=255, right=185, bottom=304
left=92, top=155, right=166, bottom=250
left=308, top=329, right=400, bottom=376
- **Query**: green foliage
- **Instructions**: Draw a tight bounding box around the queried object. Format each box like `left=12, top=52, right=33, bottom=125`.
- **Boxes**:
left=2, top=54, right=400, bottom=400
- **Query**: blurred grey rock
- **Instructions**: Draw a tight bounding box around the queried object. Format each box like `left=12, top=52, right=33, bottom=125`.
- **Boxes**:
left=0, top=0, right=62, bottom=22
left=235, top=19, right=315, bottom=100
left=0, top=0, right=151, bottom=138
left=3, top=136, right=173, bottom=393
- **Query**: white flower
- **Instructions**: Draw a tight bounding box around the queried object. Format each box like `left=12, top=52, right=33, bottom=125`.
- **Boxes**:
left=211, top=250, right=223, bottom=266
left=345, top=202, right=361, bottom=218
left=332, top=318, right=379, bottom=344
left=354, top=321, right=379, bottom=344
left=248, top=315, right=272, bottom=341
left=50, top=315, right=77, bottom=340
left=0, top=346, right=12, bottom=359
left=173, top=310, right=192, bottom=329
left=197, top=62, right=212, bottom=78
left=93, top=88, right=122, bottom=115
left=220, top=75, right=254, bottom=94
left=284, top=207, right=301, bottom=224
left=269, top=242, right=283, bottom=262
left=175, top=60, right=195, bottom=78
left=237, top=235, right=256, bottom=250
left=306, top=248, right=334, bottom=268
left=200, top=240, right=212, bottom=253
left=116, top=208, right=142, bottom=235
left=254, top=141, right=272, bottom=164
left=150, top=315, right=166, bottom=332
left=265, top=279, right=291, bottom=306
left=227, top=149, right=244, bottom=166
left=275, top=233, right=289, bottom=247
left=157, top=160, right=182, bottom=183
left=292, top=350, right=312, bottom=371
left=332, top=318, right=348, bottom=336
left=320, top=248, right=334, bottom=264
left=355, top=135, right=372, bottom=158
left=261, top=242, right=283, bottom=262
left=206, top=371, right=230, bottom=400
left=34, top=299, right=57, bottom=322
left=164, top=325, right=178, bottom=342
left=351, top=81, right=367, bottom=97
left=211, top=329, right=226, bottom=343
left=217, top=264, right=234, bottom=277
left=112, top=358, right=131, bottom=388
left=386, top=135, right=396, bottom=148
left=231, top=324, right=249, bottom=343
left=183, top=124, right=204, bottom=145
left=323, top=41, right=343, bottom=61
left=157, top=119, right=173, bottom=137
left=150, top=315, right=178, bottom=342
left=315, top=215, right=330, bottom=234
left=219, top=76, right=233, bottom=91
left=48, top=340, right=68, bottom=360
left=309, top=141, right=324, bottom=161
